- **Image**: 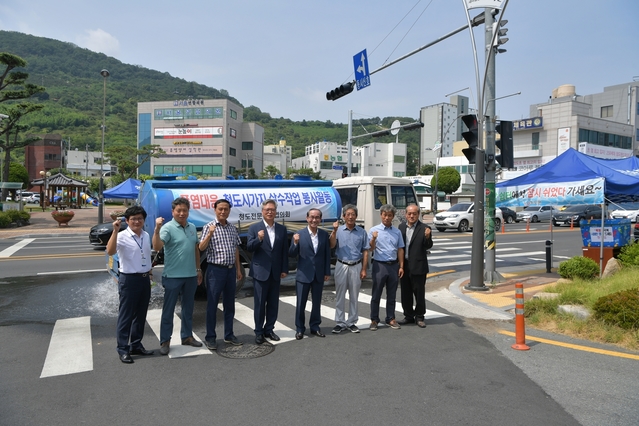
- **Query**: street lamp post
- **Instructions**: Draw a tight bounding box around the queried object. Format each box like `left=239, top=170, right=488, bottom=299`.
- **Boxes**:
left=98, top=69, right=109, bottom=224
left=39, top=170, right=50, bottom=209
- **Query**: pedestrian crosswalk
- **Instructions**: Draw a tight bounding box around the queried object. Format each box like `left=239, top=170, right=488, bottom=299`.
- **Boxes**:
left=429, top=238, right=548, bottom=270
left=39, top=291, right=450, bottom=378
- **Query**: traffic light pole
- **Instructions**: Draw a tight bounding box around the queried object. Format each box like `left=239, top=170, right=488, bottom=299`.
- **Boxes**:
left=483, top=9, right=503, bottom=283
left=465, top=148, right=488, bottom=291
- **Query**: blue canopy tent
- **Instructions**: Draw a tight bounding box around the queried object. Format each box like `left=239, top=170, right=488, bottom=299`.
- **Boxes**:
left=496, top=148, right=639, bottom=275
left=103, top=178, right=142, bottom=199
left=496, top=148, right=639, bottom=207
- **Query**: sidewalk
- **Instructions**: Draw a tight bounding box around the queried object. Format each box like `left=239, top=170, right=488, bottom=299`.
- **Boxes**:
left=0, top=205, right=126, bottom=239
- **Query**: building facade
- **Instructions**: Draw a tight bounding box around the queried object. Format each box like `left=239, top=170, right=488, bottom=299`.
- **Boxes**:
left=263, top=139, right=292, bottom=175
left=66, top=149, right=115, bottom=178
left=137, top=99, right=263, bottom=178
left=419, top=95, right=473, bottom=167
left=291, top=141, right=406, bottom=180
left=506, top=83, right=638, bottom=179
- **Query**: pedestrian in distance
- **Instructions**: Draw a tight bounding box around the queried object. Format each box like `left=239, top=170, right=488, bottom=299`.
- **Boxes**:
left=329, top=204, right=369, bottom=334
left=152, top=197, right=203, bottom=356
left=289, top=208, right=332, bottom=340
left=368, top=204, right=405, bottom=331
left=106, top=206, right=154, bottom=364
left=398, top=204, right=433, bottom=328
left=247, top=199, right=289, bottom=345
left=198, top=199, right=244, bottom=351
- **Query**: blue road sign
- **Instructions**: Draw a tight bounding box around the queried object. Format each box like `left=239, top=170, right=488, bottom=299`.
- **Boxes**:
left=353, top=49, right=370, bottom=91
left=332, top=165, right=343, bottom=170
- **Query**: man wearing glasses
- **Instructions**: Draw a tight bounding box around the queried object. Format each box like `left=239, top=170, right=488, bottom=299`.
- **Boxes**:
left=247, top=199, right=289, bottom=345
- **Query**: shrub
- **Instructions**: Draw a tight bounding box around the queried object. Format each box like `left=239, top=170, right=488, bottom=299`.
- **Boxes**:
left=0, top=212, right=10, bottom=228
left=592, top=288, right=639, bottom=330
left=51, top=210, right=75, bottom=218
left=618, top=241, right=639, bottom=268
left=558, top=256, right=600, bottom=280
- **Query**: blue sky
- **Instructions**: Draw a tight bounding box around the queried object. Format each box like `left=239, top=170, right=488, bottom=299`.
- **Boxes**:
left=1, top=0, right=638, bottom=126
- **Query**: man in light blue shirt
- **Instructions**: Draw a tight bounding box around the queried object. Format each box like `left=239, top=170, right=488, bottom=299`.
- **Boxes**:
left=368, top=204, right=404, bottom=331
left=152, top=197, right=203, bottom=356
left=329, top=204, right=369, bottom=334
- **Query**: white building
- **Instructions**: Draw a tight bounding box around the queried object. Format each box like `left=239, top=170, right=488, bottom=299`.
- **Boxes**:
left=419, top=95, right=475, bottom=168
left=66, top=149, right=115, bottom=178
left=291, top=141, right=406, bottom=180
left=263, top=139, right=292, bottom=175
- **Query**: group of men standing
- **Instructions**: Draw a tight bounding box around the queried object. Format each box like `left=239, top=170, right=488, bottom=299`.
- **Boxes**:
left=108, top=197, right=432, bottom=364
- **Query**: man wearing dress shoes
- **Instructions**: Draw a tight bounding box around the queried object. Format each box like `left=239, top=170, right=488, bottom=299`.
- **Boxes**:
left=289, top=208, right=332, bottom=340
left=130, top=347, right=154, bottom=356
left=255, top=334, right=266, bottom=345
left=398, top=204, right=433, bottom=330
left=310, top=330, right=326, bottom=338
left=295, top=332, right=304, bottom=340
left=119, top=353, right=134, bottom=364
left=264, top=332, right=280, bottom=341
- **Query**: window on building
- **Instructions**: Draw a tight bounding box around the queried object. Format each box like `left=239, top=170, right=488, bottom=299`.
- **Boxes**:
left=393, top=155, right=405, bottom=163
left=601, top=105, right=613, bottom=118
left=532, top=132, right=539, bottom=150
left=242, top=141, right=253, bottom=150
left=241, top=159, right=253, bottom=168
left=230, top=128, right=237, bottom=138
left=636, top=129, right=639, bottom=141
left=320, top=161, right=333, bottom=170
left=393, top=171, right=405, bottom=177
left=229, top=166, right=236, bottom=174
left=229, top=147, right=236, bottom=156
left=230, top=109, right=237, bottom=120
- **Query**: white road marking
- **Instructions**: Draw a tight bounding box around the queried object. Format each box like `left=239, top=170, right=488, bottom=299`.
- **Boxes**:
left=145, top=309, right=210, bottom=358
left=40, top=316, right=93, bottom=378
left=0, top=238, right=35, bottom=258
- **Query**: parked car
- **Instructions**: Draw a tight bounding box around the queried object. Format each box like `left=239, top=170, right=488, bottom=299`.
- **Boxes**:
left=89, top=220, right=128, bottom=247
left=552, top=204, right=605, bottom=226
left=26, top=194, right=41, bottom=204
left=516, top=205, right=556, bottom=223
left=433, top=202, right=502, bottom=232
left=609, top=202, right=639, bottom=223
left=499, top=206, right=517, bottom=224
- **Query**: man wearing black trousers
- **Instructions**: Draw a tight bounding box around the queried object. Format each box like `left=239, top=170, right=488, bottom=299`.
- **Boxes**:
left=106, top=206, right=154, bottom=364
left=398, top=204, right=433, bottom=328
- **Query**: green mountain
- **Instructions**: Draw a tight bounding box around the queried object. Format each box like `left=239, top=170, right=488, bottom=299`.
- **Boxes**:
left=0, top=30, right=421, bottom=174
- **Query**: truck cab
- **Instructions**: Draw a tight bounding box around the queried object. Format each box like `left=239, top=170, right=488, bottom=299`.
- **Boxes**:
left=332, top=176, right=419, bottom=229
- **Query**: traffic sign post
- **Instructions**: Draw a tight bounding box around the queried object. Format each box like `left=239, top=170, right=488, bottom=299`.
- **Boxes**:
left=353, top=49, right=370, bottom=90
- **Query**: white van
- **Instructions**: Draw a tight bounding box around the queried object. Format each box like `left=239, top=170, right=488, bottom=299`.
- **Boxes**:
left=332, top=176, right=418, bottom=230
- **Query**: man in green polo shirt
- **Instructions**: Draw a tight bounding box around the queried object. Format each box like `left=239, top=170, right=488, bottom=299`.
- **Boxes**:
left=152, top=197, right=203, bottom=356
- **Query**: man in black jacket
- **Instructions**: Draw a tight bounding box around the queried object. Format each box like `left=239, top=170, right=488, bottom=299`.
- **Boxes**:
left=398, top=204, right=433, bottom=328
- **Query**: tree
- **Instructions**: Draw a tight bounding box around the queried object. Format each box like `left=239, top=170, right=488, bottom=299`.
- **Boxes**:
left=4, top=162, right=29, bottom=199
left=419, top=163, right=436, bottom=175
left=261, top=165, right=280, bottom=179
left=104, top=144, right=165, bottom=180
left=433, top=167, right=461, bottom=195
left=0, top=52, right=45, bottom=199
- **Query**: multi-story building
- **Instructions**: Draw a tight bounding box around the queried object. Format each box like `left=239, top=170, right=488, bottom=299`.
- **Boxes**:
left=263, top=139, right=292, bottom=175
left=66, top=149, right=115, bottom=178
left=419, top=95, right=474, bottom=167
left=505, top=83, right=638, bottom=179
left=25, top=134, right=63, bottom=184
left=291, top=141, right=406, bottom=180
left=137, top=99, right=263, bottom=178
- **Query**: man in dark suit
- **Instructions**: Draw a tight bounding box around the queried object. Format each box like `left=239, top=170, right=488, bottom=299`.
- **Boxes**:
left=398, top=203, right=433, bottom=328
left=289, top=208, right=331, bottom=340
left=247, top=199, right=289, bottom=345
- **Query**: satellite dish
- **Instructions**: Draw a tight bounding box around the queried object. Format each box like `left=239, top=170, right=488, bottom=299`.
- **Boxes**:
left=390, top=120, right=401, bottom=136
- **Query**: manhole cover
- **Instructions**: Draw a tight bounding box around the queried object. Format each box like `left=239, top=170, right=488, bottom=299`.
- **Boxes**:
left=217, top=342, right=275, bottom=359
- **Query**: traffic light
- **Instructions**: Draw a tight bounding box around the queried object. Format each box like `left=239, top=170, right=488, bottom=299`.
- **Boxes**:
left=341, top=166, right=348, bottom=178
left=492, top=20, right=509, bottom=53
left=495, top=120, right=514, bottom=169
left=326, top=81, right=355, bottom=101
left=461, top=114, right=479, bottom=164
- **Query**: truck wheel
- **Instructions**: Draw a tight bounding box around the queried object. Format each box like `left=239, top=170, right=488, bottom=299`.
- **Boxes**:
left=436, top=227, right=446, bottom=232
left=458, top=220, right=470, bottom=232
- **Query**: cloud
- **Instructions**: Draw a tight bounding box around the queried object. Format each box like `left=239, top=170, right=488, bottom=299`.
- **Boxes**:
left=77, top=29, right=119, bottom=57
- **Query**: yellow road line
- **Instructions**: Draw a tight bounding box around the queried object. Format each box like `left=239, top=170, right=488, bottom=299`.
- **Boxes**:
left=499, top=330, right=639, bottom=360
left=427, top=269, right=456, bottom=278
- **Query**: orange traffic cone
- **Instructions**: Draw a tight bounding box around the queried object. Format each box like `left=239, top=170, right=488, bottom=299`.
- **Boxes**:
left=511, top=283, right=530, bottom=351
